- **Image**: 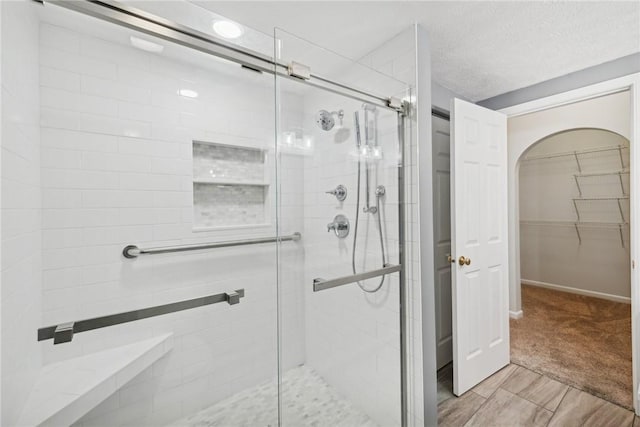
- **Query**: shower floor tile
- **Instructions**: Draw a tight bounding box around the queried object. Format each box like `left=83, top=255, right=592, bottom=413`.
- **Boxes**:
left=169, top=365, right=379, bottom=427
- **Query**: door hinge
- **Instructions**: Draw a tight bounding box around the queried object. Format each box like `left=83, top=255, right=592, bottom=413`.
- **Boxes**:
left=288, top=61, right=311, bottom=80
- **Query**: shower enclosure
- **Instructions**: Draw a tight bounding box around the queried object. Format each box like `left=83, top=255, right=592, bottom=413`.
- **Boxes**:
left=1, top=1, right=414, bottom=426
left=275, top=29, right=410, bottom=427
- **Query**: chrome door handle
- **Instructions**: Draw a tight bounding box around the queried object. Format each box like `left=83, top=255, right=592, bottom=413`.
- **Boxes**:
left=458, top=256, right=471, bottom=266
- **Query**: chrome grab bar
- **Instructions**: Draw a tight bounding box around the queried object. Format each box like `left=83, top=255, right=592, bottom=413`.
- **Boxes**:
left=38, top=289, right=245, bottom=345
left=123, top=232, right=302, bottom=258
left=313, top=264, right=402, bottom=292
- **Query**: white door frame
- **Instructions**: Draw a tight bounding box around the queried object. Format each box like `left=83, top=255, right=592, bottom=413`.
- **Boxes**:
left=499, top=72, right=640, bottom=413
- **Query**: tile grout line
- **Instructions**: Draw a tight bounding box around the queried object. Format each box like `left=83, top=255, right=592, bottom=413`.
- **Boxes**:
left=459, top=392, right=488, bottom=427
left=499, top=373, right=570, bottom=415
left=497, top=386, right=559, bottom=417
left=543, top=392, right=568, bottom=427
left=459, top=365, right=521, bottom=426
left=495, top=385, right=555, bottom=420
left=545, top=385, right=608, bottom=427
left=484, top=365, right=519, bottom=399
left=511, top=360, right=636, bottom=412
left=446, top=364, right=555, bottom=426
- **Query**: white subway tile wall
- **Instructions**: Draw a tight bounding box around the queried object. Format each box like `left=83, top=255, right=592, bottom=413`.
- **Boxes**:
left=1, top=3, right=43, bottom=426
left=36, top=17, right=305, bottom=426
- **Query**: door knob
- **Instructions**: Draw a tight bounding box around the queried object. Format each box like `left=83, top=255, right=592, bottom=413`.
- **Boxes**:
left=458, top=256, right=471, bottom=266
left=447, top=254, right=455, bottom=264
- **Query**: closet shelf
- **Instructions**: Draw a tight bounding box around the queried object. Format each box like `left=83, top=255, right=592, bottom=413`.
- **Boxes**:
left=572, top=196, right=629, bottom=201
left=573, top=170, right=629, bottom=197
left=520, top=220, right=627, bottom=247
left=524, top=142, right=629, bottom=249
left=522, top=144, right=629, bottom=162
left=520, top=220, right=628, bottom=228
left=574, top=170, right=629, bottom=178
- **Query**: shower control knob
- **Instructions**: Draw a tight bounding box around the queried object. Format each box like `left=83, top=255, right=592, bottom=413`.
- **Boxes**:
left=325, top=185, right=347, bottom=202
left=327, top=214, right=350, bottom=239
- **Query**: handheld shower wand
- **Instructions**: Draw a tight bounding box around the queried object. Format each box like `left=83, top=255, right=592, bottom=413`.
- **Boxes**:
left=354, top=110, right=378, bottom=213
left=351, top=109, right=387, bottom=293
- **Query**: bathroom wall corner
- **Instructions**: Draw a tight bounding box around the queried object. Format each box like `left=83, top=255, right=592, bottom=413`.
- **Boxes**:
left=0, top=1, right=42, bottom=425
left=415, top=23, right=438, bottom=427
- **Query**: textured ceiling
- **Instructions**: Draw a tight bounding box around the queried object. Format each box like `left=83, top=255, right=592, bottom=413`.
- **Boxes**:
left=196, top=1, right=640, bottom=101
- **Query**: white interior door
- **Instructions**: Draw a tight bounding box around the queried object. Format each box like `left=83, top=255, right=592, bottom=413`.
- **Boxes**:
left=451, top=98, right=509, bottom=396
left=432, top=114, right=453, bottom=370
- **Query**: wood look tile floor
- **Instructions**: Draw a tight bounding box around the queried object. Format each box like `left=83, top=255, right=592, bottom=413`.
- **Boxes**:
left=438, top=363, right=638, bottom=427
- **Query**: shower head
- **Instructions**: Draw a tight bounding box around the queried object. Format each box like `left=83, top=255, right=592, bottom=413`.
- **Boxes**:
left=316, top=110, right=335, bottom=131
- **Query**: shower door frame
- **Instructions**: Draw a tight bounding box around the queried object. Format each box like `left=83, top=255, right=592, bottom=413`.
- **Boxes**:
left=38, top=0, right=412, bottom=424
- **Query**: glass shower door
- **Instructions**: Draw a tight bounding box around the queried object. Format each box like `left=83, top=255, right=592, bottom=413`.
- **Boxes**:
left=29, top=3, right=282, bottom=426
left=274, top=29, right=410, bottom=427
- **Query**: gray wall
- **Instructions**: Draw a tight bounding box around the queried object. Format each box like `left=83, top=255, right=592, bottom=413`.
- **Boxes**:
left=479, top=53, right=640, bottom=110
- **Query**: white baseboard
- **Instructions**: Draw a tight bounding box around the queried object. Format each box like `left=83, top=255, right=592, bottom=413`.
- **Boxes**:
left=522, top=279, right=631, bottom=304
left=509, top=310, right=523, bottom=319
left=509, top=310, right=524, bottom=319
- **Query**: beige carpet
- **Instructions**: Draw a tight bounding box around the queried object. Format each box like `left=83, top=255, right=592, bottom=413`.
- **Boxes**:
left=510, top=285, right=632, bottom=409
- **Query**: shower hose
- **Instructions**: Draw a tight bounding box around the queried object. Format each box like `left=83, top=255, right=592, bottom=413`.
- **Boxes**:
left=352, top=158, right=387, bottom=293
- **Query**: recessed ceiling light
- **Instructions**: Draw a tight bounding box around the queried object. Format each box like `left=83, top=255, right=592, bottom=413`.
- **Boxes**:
left=178, top=89, right=198, bottom=98
left=212, top=20, right=244, bottom=39
left=129, top=36, right=164, bottom=53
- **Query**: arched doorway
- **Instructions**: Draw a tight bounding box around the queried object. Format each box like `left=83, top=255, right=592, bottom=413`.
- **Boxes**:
left=511, top=127, right=632, bottom=409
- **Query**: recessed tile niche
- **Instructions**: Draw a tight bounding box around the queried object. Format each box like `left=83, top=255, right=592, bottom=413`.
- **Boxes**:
left=192, top=141, right=269, bottom=230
